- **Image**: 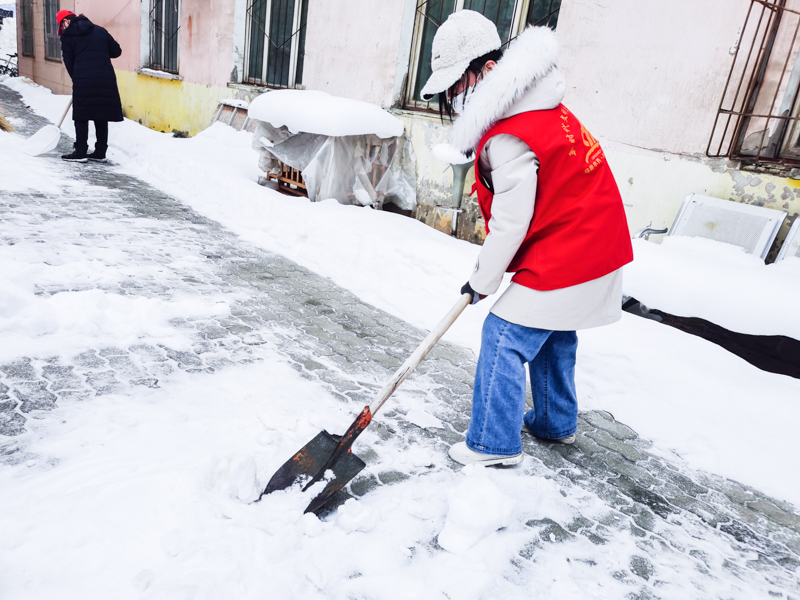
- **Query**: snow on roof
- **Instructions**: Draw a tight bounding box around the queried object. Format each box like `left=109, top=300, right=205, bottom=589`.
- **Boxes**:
left=248, top=90, right=404, bottom=139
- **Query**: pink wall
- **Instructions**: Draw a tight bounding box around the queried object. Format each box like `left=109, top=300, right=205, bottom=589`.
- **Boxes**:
left=302, top=0, right=406, bottom=108
left=177, top=0, right=236, bottom=87
left=66, top=0, right=235, bottom=87
left=74, top=0, right=141, bottom=72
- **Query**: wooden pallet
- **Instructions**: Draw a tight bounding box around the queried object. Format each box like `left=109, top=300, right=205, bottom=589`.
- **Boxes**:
left=267, top=162, right=308, bottom=197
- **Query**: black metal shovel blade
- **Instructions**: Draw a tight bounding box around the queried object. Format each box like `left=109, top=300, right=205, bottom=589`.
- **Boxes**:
left=260, top=406, right=373, bottom=513
left=262, top=430, right=340, bottom=496
left=303, top=451, right=366, bottom=514
left=260, top=430, right=367, bottom=513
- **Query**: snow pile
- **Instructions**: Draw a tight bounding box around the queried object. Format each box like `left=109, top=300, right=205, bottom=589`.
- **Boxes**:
left=0, top=286, right=228, bottom=362
left=0, top=15, right=15, bottom=65
left=0, top=111, right=66, bottom=192
left=625, top=237, right=800, bottom=340
left=219, top=98, right=249, bottom=110
left=437, top=465, right=517, bottom=553
left=248, top=89, right=404, bottom=138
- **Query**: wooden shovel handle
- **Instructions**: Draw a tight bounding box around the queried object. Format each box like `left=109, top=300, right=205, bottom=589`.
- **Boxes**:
left=56, top=98, right=73, bottom=129
left=368, top=293, right=472, bottom=416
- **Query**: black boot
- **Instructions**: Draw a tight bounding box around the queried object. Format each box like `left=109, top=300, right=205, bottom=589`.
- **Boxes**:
left=87, top=146, right=108, bottom=162
left=62, top=144, right=88, bottom=162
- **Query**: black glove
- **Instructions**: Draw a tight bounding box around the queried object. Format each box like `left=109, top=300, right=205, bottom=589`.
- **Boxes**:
left=460, top=281, right=481, bottom=304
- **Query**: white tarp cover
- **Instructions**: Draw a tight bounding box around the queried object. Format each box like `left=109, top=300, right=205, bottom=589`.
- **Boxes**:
left=252, top=121, right=417, bottom=211
left=248, top=89, right=404, bottom=139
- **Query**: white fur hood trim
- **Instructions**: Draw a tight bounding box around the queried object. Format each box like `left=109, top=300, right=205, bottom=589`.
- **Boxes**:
left=449, top=26, right=559, bottom=155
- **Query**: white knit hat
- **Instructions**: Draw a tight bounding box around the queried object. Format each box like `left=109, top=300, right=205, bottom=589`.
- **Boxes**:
left=420, top=10, right=502, bottom=101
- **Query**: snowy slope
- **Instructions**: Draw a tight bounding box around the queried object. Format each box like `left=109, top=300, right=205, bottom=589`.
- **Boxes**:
left=0, top=16, right=15, bottom=65
left=3, top=77, right=800, bottom=511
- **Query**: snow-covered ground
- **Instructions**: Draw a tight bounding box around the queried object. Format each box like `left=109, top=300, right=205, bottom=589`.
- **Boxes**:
left=0, top=15, right=15, bottom=68
left=3, top=78, right=800, bottom=598
left=3, top=77, right=800, bottom=510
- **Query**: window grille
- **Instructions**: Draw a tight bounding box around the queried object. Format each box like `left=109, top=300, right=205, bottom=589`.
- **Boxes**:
left=526, top=0, right=561, bottom=29
left=405, top=0, right=561, bottom=109
left=708, top=0, right=800, bottom=168
left=243, top=0, right=309, bottom=88
left=149, top=0, right=180, bottom=73
left=43, top=0, right=61, bottom=61
left=20, top=0, right=34, bottom=57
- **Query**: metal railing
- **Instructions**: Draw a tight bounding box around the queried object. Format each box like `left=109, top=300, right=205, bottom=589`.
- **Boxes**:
left=149, top=0, right=180, bottom=74
left=708, top=0, right=800, bottom=168
left=242, top=0, right=308, bottom=88
left=20, top=0, right=34, bottom=57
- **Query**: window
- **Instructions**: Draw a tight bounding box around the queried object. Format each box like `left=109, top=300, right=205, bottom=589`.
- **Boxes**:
left=709, top=0, right=800, bottom=169
left=406, top=0, right=561, bottom=109
left=20, top=0, right=34, bottom=57
left=149, top=0, right=180, bottom=73
left=43, top=0, right=61, bottom=61
left=243, top=0, right=309, bottom=88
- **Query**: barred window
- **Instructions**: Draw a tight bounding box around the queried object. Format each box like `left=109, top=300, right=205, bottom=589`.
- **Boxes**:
left=20, top=0, right=34, bottom=57
left=149, top=0, right=180, bottom=73
left=244, top=0, right=309, bottom=88
left=43, top=0, right=61, bottom=61
left=406, top=0, right=561, bottom=109
left=709, top=0, right=800, bottom=169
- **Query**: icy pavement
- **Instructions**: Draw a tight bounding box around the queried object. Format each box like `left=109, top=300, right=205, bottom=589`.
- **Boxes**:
left=1, top=85, right=799, bottom=599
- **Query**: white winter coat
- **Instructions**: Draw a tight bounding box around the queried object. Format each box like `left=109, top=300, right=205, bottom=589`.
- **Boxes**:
left=450, top=27, right=623, bottom=331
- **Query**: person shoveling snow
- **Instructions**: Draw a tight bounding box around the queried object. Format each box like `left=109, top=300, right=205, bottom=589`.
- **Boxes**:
left=420, top=11, right=633, bottom=466
left=56, top=10, right=123, bottom=162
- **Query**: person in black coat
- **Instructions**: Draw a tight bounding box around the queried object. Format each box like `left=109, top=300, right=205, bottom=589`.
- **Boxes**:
left=58, top=11, right=123, bottom=162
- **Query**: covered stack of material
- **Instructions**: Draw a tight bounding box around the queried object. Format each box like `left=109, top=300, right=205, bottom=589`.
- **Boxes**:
left=249, top=90, right=417, bottom=211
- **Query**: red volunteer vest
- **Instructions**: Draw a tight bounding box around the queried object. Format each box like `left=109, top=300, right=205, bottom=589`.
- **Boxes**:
left=475, top=104, right=633, bottom=291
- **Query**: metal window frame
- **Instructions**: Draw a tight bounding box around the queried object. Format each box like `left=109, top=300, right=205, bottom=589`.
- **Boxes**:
left=242, top=0, right=308, bottom=88
left=20, top=0, right=35, bottom=57
left=403, top=0, right=561, bottom=111
left=707, top=0, right=800, bottom=168
left=776, top=216, right=800, bottom=261
left=149, top=0, right=181, bottom=74
left=43, top=0, right=61, bottom=62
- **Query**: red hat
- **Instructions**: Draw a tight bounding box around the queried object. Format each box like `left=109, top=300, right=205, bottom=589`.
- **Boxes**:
left=56, top=10, right=76, bottom=25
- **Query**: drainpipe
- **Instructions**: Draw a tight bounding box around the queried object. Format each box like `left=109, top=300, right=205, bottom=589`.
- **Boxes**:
left=433, top=144, right=473, bottom=237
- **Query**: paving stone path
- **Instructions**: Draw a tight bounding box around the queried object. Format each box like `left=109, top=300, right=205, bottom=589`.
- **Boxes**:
left=1, top=85, right=799, bottom=598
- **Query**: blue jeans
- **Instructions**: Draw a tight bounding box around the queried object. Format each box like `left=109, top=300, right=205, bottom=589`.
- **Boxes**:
left=466, top=313, right=578, bottom=456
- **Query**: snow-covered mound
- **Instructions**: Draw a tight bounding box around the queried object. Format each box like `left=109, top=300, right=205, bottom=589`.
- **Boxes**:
left=248, top=89, right=404, bottom=138
left=0, top=15, right=16, bottom=63
left=624, top=237, right=800, bottom=340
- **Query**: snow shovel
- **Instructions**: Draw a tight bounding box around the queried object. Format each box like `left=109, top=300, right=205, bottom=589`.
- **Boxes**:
left=261, top=292, right=473, bottom=513
left=21, top=98, right=72, bottom=156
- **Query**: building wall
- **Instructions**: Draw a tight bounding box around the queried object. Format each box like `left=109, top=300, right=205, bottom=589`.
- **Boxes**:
left=18, top=0, right=240, bottom=136
left=302, top=0, right=407, bottom=108
left=17, top=0, right=73, bottom=94
left=553, top=0, right=800, bottom=250
left=402, top=0, right=800, bottom=253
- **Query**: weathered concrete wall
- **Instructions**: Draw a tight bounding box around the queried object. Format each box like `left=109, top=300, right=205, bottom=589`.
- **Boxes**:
left=176, top=0, right=236, bottom=87
left=303, top=0, right=406, bottom=107
left=556, top=0, right=751, bottom=156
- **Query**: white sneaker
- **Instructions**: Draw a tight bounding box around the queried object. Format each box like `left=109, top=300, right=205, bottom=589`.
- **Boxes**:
left=448, top=442, right=523, bottom=466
